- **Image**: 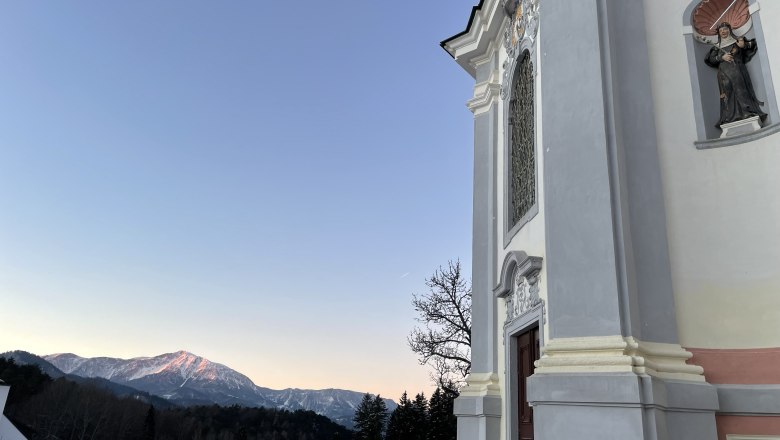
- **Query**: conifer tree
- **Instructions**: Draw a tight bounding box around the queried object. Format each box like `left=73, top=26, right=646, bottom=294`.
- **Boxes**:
left=428, top=388, right=458, bottom=440
left=143, top=405, right=156, bottom=440
left=353, top=393, right=388, bottom=440
left=385, top=392, right=412, bottom=440
left=385, top=391, right=431, bottom=440
left=409, top=392, right=429, bottom=440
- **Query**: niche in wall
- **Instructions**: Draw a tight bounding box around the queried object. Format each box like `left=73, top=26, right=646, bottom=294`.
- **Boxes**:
left=683, top=0, right=778, bottom=144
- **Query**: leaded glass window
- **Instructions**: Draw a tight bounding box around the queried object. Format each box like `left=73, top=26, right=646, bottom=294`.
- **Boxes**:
left=509, top=52, right=535, bottom=228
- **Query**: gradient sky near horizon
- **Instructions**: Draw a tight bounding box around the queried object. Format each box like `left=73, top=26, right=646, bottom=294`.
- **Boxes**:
left=0, top=1, right=477, bottom=400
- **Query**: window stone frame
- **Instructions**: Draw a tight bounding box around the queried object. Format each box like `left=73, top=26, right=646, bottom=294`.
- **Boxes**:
left=503, top=48, right=539, bottom=247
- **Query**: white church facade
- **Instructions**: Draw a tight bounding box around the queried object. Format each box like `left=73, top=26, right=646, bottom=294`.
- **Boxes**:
left=442, top=0, right=780, bottom=439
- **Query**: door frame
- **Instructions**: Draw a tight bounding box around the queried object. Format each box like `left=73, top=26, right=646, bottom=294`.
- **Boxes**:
left=504, top=304, right=544, bottom=440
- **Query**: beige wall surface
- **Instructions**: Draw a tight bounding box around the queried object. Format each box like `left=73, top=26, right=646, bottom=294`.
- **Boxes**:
left=644, top=0, right=780, bottom=349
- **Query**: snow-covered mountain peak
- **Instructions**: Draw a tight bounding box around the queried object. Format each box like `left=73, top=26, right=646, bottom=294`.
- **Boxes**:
left=38, top=350, right=395, bottom=429
left=44, top=350, right=256, bottom=390
left=153, top=350, right=225, bottom=382
left=45, top=353, right=88, bottom=373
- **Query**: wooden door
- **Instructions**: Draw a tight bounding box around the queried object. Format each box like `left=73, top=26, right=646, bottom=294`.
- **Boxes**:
left=517, top=326, right=540, bottom=440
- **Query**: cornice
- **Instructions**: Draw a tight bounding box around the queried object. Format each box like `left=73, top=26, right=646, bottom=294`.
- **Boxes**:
left=467, top=81, right=502, bottom=115
left=534, top=336, right=706, bottom=382
left=469, top=37, right=501, bottom=68
left=441, top=0, right=506, bottom=78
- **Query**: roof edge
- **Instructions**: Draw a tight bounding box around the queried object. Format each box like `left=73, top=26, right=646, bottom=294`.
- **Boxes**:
left=440, top=0, right=486, bottom=58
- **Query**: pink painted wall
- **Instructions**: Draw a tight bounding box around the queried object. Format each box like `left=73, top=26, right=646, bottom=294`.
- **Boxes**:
left=687, top=347, right=780, bottom=384
left=716, top=415, right=780, bottom=440
left=688, top=348, right=780, bottom=439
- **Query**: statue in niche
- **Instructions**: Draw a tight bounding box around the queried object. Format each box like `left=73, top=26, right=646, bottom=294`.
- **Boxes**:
left=705, top=22, right=767, bottom=126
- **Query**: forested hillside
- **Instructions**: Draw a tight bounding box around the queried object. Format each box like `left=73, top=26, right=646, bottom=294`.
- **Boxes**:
left=0, top=357, right=351, bottom=440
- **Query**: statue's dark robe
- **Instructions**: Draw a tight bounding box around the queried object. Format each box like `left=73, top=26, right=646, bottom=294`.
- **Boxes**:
left=705, top=38, right=767, bottom=126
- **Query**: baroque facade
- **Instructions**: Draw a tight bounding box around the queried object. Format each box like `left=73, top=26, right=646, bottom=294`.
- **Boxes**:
left=442, top=0, right=780, bottom=439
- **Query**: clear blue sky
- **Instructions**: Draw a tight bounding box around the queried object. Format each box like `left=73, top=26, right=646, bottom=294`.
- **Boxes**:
left=0, top=1, right=476, bottom=400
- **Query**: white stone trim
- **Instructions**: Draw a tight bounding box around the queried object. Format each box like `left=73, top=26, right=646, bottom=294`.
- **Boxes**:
left=720, top=115, right=762, bottom=138
left=459, top=372, right=502, bottom=397
left=443, top=0, right=505, bottom=77
left=504, top=266, right=542, bottom=324
left=471, top=39, right=501, bottom=69
left=534, top=336, right=706, bottom=382
left=500, top=0, right=540, bottom=99
left=468, top=82, right=502, bottom=115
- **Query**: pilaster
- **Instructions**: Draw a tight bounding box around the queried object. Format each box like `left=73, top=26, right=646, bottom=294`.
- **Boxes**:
left=455, top=35, right=504, bottom=440
left=539, top=0, right=687, bottom=357
left=532, top=0, right=718, bottom=437
left=454, top=373, right=502, bottom=440
left=469, top=54, right=501, bottom=376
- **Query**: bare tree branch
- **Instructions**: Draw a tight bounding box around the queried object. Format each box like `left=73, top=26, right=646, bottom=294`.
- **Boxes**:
left=408, top=259, right=471, bottom=392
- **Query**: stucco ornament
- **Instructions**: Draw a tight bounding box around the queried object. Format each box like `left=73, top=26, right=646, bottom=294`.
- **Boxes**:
left=691, top=0, right=752, bottom=45
left=505, top=267, right=542, bottom=323
left=501, top=0, right=540, bottom=99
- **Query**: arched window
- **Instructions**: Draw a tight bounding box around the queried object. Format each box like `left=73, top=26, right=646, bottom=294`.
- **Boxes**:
left=683, top=0, right=779, bottom=147
left=506, top=51, right=536, bottom=234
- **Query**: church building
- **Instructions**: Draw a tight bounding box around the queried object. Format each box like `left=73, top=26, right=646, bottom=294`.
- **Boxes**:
left=442, top=0, right=780, bottom=439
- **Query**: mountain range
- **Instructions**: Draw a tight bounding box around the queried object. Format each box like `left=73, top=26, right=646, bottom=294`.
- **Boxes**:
left=2, top=350, right=396, bottom=429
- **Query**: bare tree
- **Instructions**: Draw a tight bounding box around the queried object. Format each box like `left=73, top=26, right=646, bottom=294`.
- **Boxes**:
left=408, top=260, right=471, bottom=393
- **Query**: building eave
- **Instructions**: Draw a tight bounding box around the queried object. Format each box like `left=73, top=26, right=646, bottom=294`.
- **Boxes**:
left=440, top=0, right=485, bottom=56
left=441, top=0, right=508, bottom=78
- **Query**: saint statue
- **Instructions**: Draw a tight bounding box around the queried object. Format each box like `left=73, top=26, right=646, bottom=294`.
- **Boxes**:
left=705, top=22, right=767, bottom=126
